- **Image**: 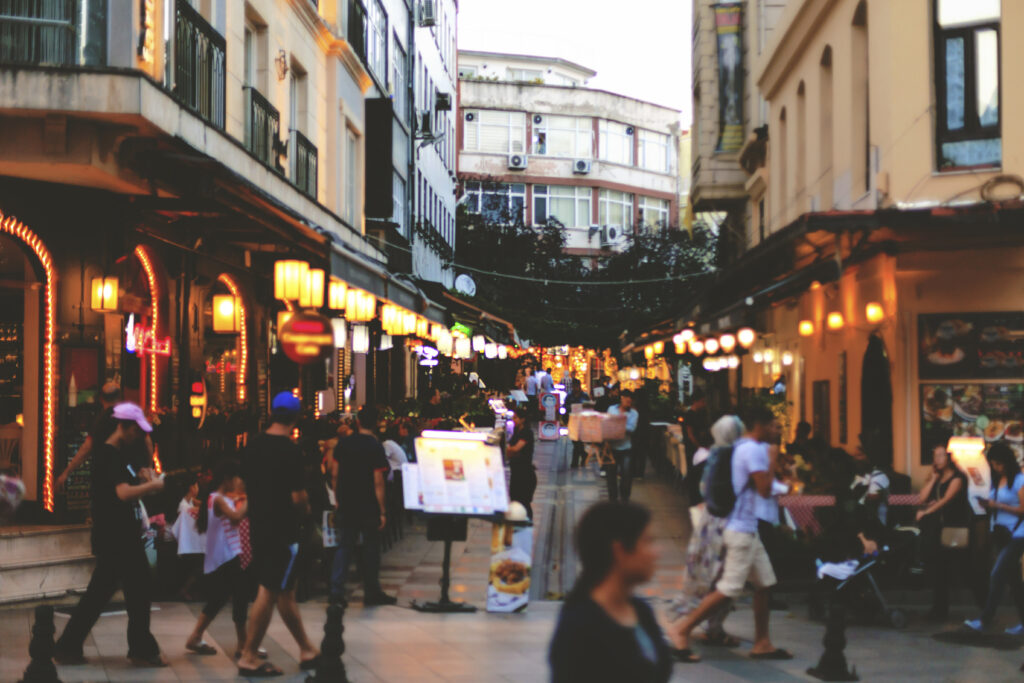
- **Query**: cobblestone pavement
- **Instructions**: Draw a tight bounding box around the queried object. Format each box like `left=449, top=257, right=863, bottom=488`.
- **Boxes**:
left=3, top=437, right=1023, bottom=681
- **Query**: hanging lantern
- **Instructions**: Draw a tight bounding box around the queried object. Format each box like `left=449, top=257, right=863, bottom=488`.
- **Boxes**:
left=644, top=345, right=655, bottom=360
left=379, top=334, right=393, bottom=351
left=705, top=338, right=720, bottom=355
left=799, top=320, right=815, bottom=337
left=865, top=302, right=885, bottom=324
left=653, top=341, right=664, bottom=355
left=416, top=317, right=429, bottom=339
left=90, top=276, right=119, bottom=312
left=437, top=330, right=454, bottom=356
left=763, top=348, right=775, bottom=363
left=737, top=328, right=756, bottom=348
left=689, top=339, right=705, bottom=356
left=827, top=311, right=845, bottom=331
left=719, top=334, right=736, bottom=354
left=328, top=278, right=347, bottom=310
left=212, top=294, right=240, bottom=333
left=472, top=335, right=486, bottom=352
left=753, top=351, right=764, bottom=363
left=331, top=318, right=347, bottom=347
left=629, top=368, right=640, bottom=381
left=782, top=351, right=794, bottom=366
left=351, top=324, right=370, bottom=354
left=274, top=260, right=307, bottom=301
left=298, top=267, right=323, bottom=308
left=497, top=345, right=508, bottom=360
left=728, top=355, right=740, bottom=369
left=680, top=329, right=695, bottom=342
left=675, top=341, right=686, bottom=355
left=456, top=337, right=472, bottom=358
left=485, top=342, right=497, bottom=359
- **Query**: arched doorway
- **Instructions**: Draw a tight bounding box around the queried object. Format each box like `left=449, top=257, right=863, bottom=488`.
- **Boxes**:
left=0, top=214, right=57, bottom=511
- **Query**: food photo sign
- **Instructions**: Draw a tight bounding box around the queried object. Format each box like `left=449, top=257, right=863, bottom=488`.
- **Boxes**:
left=919, top=313, right=1024, bottom=380
left=921, top=384, right=1024, bottom=466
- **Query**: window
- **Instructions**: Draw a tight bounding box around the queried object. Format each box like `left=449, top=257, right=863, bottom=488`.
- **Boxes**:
left=638, top=197, right=670, bottom=230
left=393, top=173, right=407, bottom=237
left=796, top=81, right=806, bottom=202
left=508, top=68, right=542, bottom=82
left=599, top=120, right=633, bottom=165
left=463, top=110, right=526, bottom=154
left=934, top=0, right=1000, bottom=169
left=851, top=3, right=869, bottom=195
left=533, top=185, right=591, bottom=228
left=458, top=65, right=477, bottom=79
left=776, top=108, right=787, bottom=227
left=599, top=190, right=633, bottom=231
left=367, top=0, right=387, bottom=82
left=533, top=115, right=592, bottom=158
left=345, top=128, right=359, bottom=226
left=820, top=46, right=834, bottom=209
left=465, top=182, right=525, bottom=224
left=638, top=130, right=669, bottom=172
left=392, top=36, right=408, bottom=122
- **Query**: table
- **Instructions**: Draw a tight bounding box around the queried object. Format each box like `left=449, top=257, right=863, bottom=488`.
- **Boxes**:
left=779, top=494, right=921, bottom=536
left=582, top=441, right=615, bottom=467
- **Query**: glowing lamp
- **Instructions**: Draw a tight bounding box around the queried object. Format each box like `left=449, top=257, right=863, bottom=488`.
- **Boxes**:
left=212, top=294, right=240, bottom=332
left=865, top=302, right=885, bottom=324
left=680, top=329, right=695, bottom=342
left=689, top=339, right=705, bottom=356
left=763, top=349, right=775, bottom=363
left=416, top=318, right=429, bottom=339
left=644, top=345, right=655, bottom=360
left=331, top=318, right=347, bottom=347
left=456, top=337, right=472, bottom=358
left=498, top=345, right=508, bottom=359
left=753, top=351, right=763, bottom=363
left=737, top=328, right=756, bottom=348
left=799, top=320, right=815, bottom=337
left=437, top=330, right=454, bottom=356
left=274, top=260, right=307, bottom=301
left=827, top=311, right=845, bottom=331
left=629, top=368, right=640, bottom=380
left=675, top=341, right=686, bottom=355
left=472, top=335, right=486, bottom=352
left=727, top=355, right=740, bottom=369
left=485, top=342, right=498, bottom=359
left=90, top=276, right=118, bottom=312
left=705, top=338, right=720, bottom=355
left=782, top=351, right=794, bottom=366
left=351, top=324, right=370, bottom=354
left=328, top=278, right=347, bottom=310
left=299, top=268, right=325, bottom=308
left=702, top=358, right=714, bottom=371
left=653, top=341, right=664, bottom=355
left=719, top=334, right=736, bottom=353
left=379, top=334, right=393, bottom=351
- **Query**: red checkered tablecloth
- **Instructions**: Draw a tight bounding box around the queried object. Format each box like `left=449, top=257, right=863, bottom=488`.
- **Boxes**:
left=780, top=493, right=921, bottom=535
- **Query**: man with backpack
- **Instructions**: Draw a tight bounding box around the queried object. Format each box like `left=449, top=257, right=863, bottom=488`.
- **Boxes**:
left=670, top=405, right=792, bottom=664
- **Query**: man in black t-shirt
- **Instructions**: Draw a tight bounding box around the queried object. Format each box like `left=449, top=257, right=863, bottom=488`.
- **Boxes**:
left=329, top=406, right=396, bottom=606
left=55, top=403, right=166, bottom=668
left=237, top=393, right=319, bottom=677
left=507, top=407, right=538, bottom=518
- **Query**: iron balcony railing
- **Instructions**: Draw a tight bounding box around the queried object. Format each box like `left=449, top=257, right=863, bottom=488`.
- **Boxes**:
left=0, top=0, right=76, bottom=66
left=291, top=130, right=317, bottom=199
left=245, top=85, right=281, bottom=169
left=174, top=0, right=225, bottom=129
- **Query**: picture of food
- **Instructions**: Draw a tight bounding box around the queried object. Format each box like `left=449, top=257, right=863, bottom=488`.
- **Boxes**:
left=985, top=420, right=1006, bottom=443
left=981, top=352, right=1006, bottom=369
left=966, top=466, right=985, bottom=487
left=953, top=385, right=982, bottom=421
left=924, top=387, right=953, bottom=423
left=490, top=557, right=530, bottom=595
left=981, top=326, right=1011, bottom=343
left=936, top=319, right=973, bottom=340
left=1006, top=421, right=1024, bottom=443
left=443, top=459, right=465, bottom=481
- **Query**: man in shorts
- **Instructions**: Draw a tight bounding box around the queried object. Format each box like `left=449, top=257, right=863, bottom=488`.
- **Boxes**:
left=670, top=404, right=791, bottom=663
left=237, top=392, right=319, bottom=676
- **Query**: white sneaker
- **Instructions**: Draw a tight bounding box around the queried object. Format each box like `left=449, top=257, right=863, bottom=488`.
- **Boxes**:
left=963, top=619, right=984, bottom=632
left=1006, top=624, right=1024, bottom=636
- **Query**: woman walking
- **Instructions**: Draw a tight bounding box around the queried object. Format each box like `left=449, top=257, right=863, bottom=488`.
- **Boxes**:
left=549, top=501, right=672, bottom=683
left=917, top=442, right=970, bottom=620
left=668, top=415, right=745, bottom=654
left=965, top=443, right=1024, bottom=633
left=185, top=460, right=249, bottom=657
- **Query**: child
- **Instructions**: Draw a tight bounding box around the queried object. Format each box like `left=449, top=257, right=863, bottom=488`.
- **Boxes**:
left=185, top=460, right=248, bottom=657
left=173, top=475, right=205, bottom=600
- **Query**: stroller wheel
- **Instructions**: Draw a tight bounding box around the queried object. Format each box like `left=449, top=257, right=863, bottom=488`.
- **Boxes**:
left=888, top=609, right=907, bottom=629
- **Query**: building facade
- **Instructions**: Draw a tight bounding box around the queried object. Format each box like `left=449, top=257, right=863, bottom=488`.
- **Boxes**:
left=457, top=51, right=682, bottom=258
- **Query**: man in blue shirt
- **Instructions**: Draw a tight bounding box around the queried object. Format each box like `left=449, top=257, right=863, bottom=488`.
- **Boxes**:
left=606, top=391, right=639, bottom=502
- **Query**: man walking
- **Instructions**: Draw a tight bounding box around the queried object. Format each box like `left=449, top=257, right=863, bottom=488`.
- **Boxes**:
left=237, top=392, right=319, bottom=677
left=506, top=407, right=538, bottom=518
left=564, top=383, right=590, bottom=468
left=54, top=403, right=166, bottom=667
left=605, top=390, right=639, bottom=502
left=329, top=406, right=397, bottom=607
left=524, top=367, right=539, bottom=420
left=670, top=405, right=791, bottom=663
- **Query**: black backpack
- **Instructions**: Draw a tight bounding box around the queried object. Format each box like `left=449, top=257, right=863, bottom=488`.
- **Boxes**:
left=701, top=445, right=736, bottom=517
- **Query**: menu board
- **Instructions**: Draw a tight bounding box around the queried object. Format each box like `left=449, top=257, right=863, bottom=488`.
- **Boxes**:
left=919, top=313, right=1024, bottom=380
left=920, top=383, right=1024, bottom=466
left=412, top=433, right=508, bottom=515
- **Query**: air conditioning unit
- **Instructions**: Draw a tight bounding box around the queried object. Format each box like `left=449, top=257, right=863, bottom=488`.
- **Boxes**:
left=625, top=126, right=635, bottom=135
left=419, top=110, right=433, bottom=136
left=418, top=0, right=436, bottom=27
left=435, top=92, right=452, bottom=111
left=533, top=114, right=544, bottom=125
left=508, top=154, right=528, bottom=170
left=573, top=159, right=591, bottom=174
left=600, top=226, right=622, bottom=248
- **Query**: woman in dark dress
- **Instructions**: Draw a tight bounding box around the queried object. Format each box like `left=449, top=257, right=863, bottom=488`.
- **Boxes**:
left=549, top=502, right=672, bottom=683
left=917, top=443, right=970, bottom=620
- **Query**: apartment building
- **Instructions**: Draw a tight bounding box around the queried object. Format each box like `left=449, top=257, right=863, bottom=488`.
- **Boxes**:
left=457, top=50, right=682, bottom=258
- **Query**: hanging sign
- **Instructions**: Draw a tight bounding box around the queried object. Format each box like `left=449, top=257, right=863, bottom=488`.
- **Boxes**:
left=714, top=3, right=744, bottom=152
left=279, top=312, right=333, bottom=365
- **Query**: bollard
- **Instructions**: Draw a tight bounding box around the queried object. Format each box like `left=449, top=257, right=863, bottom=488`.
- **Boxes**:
left=306, top=600, right=349, bottom=683
left=19, top=605, right=62, bottom=683
left=807, top=598, right=858, bottom=682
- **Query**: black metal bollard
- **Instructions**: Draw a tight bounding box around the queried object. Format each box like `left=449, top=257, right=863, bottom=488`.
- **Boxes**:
left=19, top=605, right=62, bottom=683
left=306, top=600, right=349, bottom=683
left=807, top=597, right=858, bottom=682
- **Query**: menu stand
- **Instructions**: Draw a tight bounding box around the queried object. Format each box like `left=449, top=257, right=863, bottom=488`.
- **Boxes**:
left=411, top=515, right=477, bottom=613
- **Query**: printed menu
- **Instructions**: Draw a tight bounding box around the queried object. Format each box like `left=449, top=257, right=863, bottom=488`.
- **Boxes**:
left=920, top=383, right=1024, bottom=466
left=412, top=433, right=508, bottom=514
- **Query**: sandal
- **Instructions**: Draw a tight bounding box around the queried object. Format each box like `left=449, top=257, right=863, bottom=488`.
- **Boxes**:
left=237, top=661, right=283, bottom=677
left=697, top=633, right=741, bottom=648
left=185, top=642, right=217, bottom=655
left=671, top=648, right=702, bottom=663
left=750, top=648, right=794, bottom=660
left=235, top=648, right=269, bottom=660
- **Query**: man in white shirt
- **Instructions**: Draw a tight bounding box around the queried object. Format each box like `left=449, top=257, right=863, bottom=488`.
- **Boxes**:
left=539, top=367, right=556, bottom=394
left=670, top=405, right=791, bottom=663
left=606, top=391, right=640, bottom=502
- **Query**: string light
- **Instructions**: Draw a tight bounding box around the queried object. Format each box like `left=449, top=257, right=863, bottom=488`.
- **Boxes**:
left=1, top=214, right=56, bottom=511
left=134, top=245, right=163, bottom=474
left=218, top=274, right=248, bottom=404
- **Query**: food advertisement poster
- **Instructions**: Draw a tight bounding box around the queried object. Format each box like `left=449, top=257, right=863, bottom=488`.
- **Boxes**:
left=414, top=435, right=508, bottom=514
left=487, top=522, right=532, bottom=613
left=920, top=383, right=1024, bottom=466
left=919, top=313, right=1024, bottom=380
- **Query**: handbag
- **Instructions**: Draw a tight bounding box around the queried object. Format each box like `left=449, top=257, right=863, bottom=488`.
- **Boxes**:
left=940, top=526, right=969, bottom=549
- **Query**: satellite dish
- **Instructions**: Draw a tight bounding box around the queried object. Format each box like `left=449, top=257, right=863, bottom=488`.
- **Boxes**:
left=454, top=274, right=477, bottom=297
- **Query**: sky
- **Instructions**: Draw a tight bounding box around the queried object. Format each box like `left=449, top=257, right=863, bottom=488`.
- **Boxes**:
left=457, top=0, right=693, bottom=124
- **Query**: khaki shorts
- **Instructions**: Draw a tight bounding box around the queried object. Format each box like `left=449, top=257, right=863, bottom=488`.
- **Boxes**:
left=716, top=528, right=777, bottom=598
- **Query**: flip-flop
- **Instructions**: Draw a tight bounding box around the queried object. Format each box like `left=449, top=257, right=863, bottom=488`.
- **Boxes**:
left=671, top=648, right=702, bottom=663
left=237, top=662, right=283, bottom=677
left=697, top=633, right=741, bottom=648
left=299, top=656, right=320, bottom=670
left=750, top=648, right=794, bottom=660
left=235, top=649, right=269, bottom=660
left=185, top=642, right=217, bottom=655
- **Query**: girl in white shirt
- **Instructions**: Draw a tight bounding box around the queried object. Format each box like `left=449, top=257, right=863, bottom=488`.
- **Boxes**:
left=173, top=476, right=205, bottom=600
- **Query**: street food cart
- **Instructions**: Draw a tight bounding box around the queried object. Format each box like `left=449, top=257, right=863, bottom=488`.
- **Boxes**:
left=567, top=411, right=628, bottom=467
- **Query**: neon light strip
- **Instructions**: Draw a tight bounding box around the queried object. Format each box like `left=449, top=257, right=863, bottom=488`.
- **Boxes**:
left=133, top=245, right=162, bottom=474
left=217, top=274, right=248, bottom=404
left=1, top=214, right=57, bottom=511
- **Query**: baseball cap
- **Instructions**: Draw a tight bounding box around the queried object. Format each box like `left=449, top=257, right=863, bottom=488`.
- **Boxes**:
left=111, top=402, right=153, bottom=433
left=272, top=392, right=302, bottom=415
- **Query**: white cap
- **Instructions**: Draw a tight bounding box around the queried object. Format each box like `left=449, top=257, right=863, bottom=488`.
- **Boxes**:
left=111, top=402, right=153, bottom=433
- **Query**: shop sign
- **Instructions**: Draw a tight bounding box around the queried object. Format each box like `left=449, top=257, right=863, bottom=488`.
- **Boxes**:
left=919, top=313, right=1024, bottom=379
left=279, top=312, right=333, bottom=365
left=190, top=380, right=207, bottom=429
left=415, top=345, right=440, bottom=367
left=451, top=322, right=473, bottom=337
left=125, top=314, right=171, bottom=357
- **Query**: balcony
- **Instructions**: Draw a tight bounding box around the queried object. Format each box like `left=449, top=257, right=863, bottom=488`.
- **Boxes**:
left=173, top=0, right=225, bottom=129
left=245, top=86, right=282, bottom=171
left=0, top=0, right=78, bottom=66
left=291, top=130, right=317, bottom=199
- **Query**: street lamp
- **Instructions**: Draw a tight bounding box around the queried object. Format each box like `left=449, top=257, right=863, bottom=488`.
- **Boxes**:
left=90, top=276, right=118, bottom=312
left=212, top=294, right=241, bottom=333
